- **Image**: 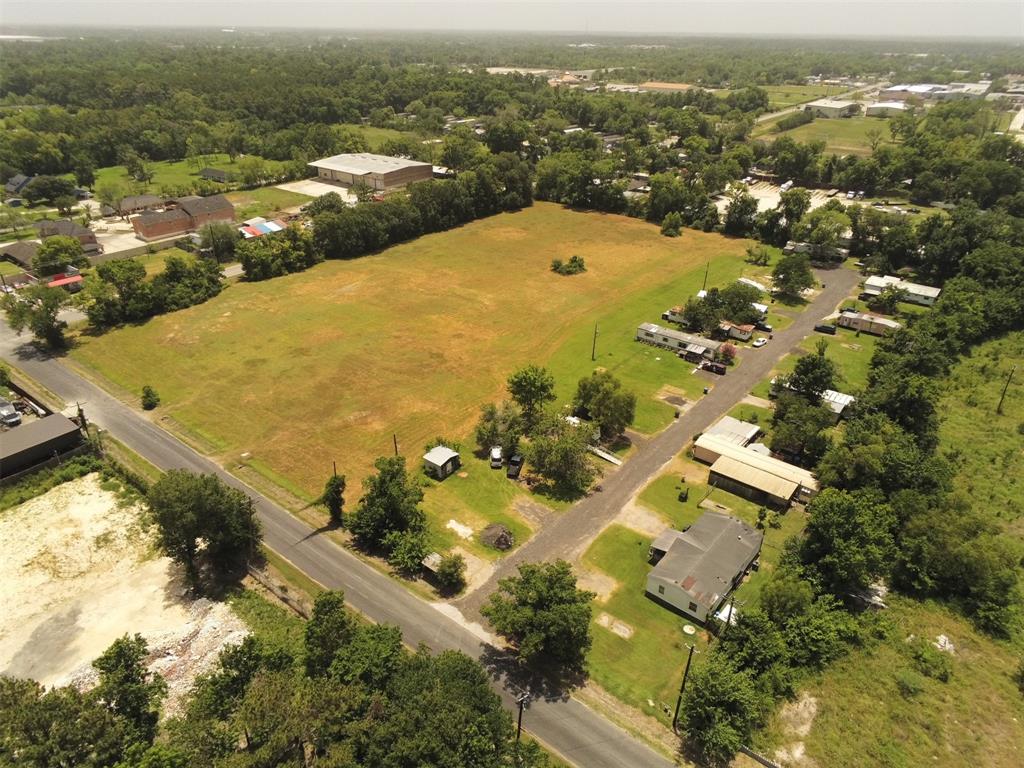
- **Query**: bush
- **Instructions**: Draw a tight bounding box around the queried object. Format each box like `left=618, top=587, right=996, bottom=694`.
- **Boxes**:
left=140, top=385, right=160, bottom=410
left=775, top=110, right=815, bottom=132
left=895, top=668, right=925, bottom=698
left=436, top=553, right=467, bottom=594
left=907, top=637, right=952, bottom=682
left=551, top=255, right=586, bottom=275
left=661, top=211, right=683, bottom=237
left=384, top=530, right=428, bottom=576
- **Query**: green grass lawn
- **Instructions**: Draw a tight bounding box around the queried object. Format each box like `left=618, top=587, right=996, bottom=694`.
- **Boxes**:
left=762, top=597, right=1024, bottom=768
left=92, top=153, right=288, bottom=192
left=939, top=332, right=1024, bottom=529
left=70, top=203, right=755, bottom=510
left=133, top=247, right=195, bottom=277
left=225, top=187, right=313, bottom=220
left=340, top=123, right=417, bottom=151
left=0, top=260, right=23, bottom=276
left=583, top=524, right=708, bottom=726
left=755, top=115, right=893, bottom=156
left=761, top=84, right=836, bottom=109
left=751, top=326, right=879, bottom=398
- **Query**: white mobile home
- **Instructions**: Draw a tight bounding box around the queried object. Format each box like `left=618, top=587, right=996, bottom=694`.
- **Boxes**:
left=636, top=322, right=721, bottom=360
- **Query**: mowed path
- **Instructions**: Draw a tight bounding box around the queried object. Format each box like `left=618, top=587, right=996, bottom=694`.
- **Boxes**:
left=456, top=268, right=861, bottom=618
left=69, top=203, right=748, bottom=498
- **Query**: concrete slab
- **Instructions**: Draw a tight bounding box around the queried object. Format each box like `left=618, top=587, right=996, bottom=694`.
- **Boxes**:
left=277, top=179, right=358, bottom=203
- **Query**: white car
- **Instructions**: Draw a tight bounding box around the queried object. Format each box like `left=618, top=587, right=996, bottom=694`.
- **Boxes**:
left=752, top=338, right=768, bottom=348
left=489, top=446, right=503, bottom=468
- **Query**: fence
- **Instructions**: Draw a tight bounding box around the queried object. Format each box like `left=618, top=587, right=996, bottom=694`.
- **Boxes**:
left=740, top=745, right=783, bottom=768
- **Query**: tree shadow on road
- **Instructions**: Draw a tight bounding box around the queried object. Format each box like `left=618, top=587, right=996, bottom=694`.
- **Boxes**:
left=477, top=643, right=588, bottom=704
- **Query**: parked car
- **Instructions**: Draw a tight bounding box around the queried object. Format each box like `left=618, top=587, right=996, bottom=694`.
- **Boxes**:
left=846, top=191, right=855, bottom=200
left=507, top=454, right=523, bottom=479
left=0, top=398, right=22, bottom=427
left=489, top=446, right=503, bottom=469
left=755, top=320, right=773, bottom=332
left=814, top=323, right=838, bottom=335
left=752, top=338, right=768, bottom=348
left=702, top=360, right=727, bottom=375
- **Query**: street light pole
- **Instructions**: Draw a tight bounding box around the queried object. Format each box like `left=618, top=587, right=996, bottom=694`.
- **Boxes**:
left=671, top=643, right=697, bottom=733
left=515, top=692, right=529, bottom=742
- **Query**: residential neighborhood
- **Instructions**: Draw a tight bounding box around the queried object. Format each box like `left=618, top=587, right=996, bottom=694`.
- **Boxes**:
left=1, top=6, right=1022, bottom=768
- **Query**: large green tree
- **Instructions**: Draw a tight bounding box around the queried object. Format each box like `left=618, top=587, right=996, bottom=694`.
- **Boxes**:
left=304, top=590, right=358, bottom=678
left=147, top=470, right=261, bottom=587
left=506, top=364, right=556, bottom=429
left=771, top=251, right=815, bottom=298
left=474, top=400, right=524, bottom=457
left=481, top=560, right=594, bottom=670
left=91, top=634, right=167, bottom=745
left=525, top=416, right=596, bottom=494
left=33, top=235, right=85, bottom=275
left=348, top=456, right=426, bottom=550
left=573, top=370, right=637, bottom=440
left=785, top=339, right=837, bottom=402
left=1, top=283, right=69, bottom=347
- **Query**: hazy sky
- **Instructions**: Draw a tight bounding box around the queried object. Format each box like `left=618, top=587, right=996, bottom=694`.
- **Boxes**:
left=1, top=1, right=1021, bottom=39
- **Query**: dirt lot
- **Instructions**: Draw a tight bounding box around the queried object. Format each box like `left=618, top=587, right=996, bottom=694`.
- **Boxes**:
left=0, top=474, right=246, bottom=713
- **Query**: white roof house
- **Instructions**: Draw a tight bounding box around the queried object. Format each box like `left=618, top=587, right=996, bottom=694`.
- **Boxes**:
left=704, top=415, right=760, bottom=447
left=804, top=99, right=861, bottom=118
left=863, top=275, right=941, bottom=306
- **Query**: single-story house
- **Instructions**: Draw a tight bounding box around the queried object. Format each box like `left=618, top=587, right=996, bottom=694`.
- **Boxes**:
left=703, top=415, right=760, bottom=447
left=836, top=310, right=902, bottom=336
left=1, top=240, right=40, bottom=269
left=804, top=99, right=861, bottom=119
left=199, top=167, right=232, bottom=183
left=308, top=153, right=433, bottom=191
left=693, top=433, right=819, bottom=506
left=423, top=445, right=461, bottom=480
left=34, top=219, right=101, bottom=253
left=636, top=322, right=721, bottom=360
left=5, top=174, right=34, bottom=196
left=132, top=194, right=235, bottom=241
left=646, top=512, right=763, bottom=623
left=863, top=274, right=941, bottom=306
left=719, top=321, right=754, bottom=342
left=0, top=413, right=84, bottom=480
left=770, top=377, right=856, bottom=421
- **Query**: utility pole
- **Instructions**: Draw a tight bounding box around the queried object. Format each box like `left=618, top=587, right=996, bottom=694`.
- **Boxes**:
left=392, top=434, right=399, bottom=457
left=671, top=644, right=697, bottom=734
left=591, top=322, right=598, bottom=362
left=997, top=365, right=1016, bottom=415
left=332, top=460, right=337, bottom=477
left=701, top=256, right=711, bottom=292
left=515, top=692, right=529, bottom=742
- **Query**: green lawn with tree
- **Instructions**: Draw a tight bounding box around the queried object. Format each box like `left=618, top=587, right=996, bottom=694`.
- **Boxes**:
left=754, top=115, right=895, bottom=156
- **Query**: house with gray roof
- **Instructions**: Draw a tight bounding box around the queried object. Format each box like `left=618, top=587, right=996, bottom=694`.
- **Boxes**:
left=645, top=512, right=763, bottom=622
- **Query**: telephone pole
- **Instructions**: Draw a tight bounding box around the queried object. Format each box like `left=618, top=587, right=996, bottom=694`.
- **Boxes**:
left=997, top=365, right=1016, bottom=415
left=591, top=322, right=599, bottom=362
left=392, top=434, right=399, bottom=456
left=672, top=644, right=697, bottom=734
left=515, top=692, right=529, bottom=742
left=701, top=256, right=711, bottom=292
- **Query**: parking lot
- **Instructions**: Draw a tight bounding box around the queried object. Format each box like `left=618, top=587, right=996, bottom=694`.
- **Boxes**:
left=716, top=180, right=834, bottom=214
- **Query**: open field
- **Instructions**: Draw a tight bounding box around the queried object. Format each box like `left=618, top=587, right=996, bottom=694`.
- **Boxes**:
left=762, top=597, right=1024, bottom=768
left=754, top=115, right=893, bottom=156
left=939, top=332, right=1024, bottom=531
left=761, top=84, right=836, bottom=109
left=340, top=123, right=417, bottom=151
left=70, top=204, right=757, bottom=510
left=92, top=153, right=288, bottom=191
left=225, top=187, right=313, bottom=220
left=0, top=473, right=248, bottom=715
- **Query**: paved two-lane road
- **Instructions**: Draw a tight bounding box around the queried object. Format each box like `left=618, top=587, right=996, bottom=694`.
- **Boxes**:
left=457, top=268, right=860, bottom=618
left=0, top=330, right=678, bottom=768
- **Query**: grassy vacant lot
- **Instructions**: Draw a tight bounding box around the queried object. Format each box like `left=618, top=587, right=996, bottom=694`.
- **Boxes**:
left=761, top=84, right=835, bottom=109
left=225, top=187, right=313, bottom=220
left=751, top=326, right=879, bottom=398
left=70, top=203, right=754, bottom=507
left=92, top=154, right=288, bottom=191
left=340, top=123, right=416, bottom=151
left=940, top=332, right=1024, bottom=531
left=756, top=115, right=892, bottom=156
left=762, top=597, right=1024, bottom=767
left=134, top=247, right=195, bottom=277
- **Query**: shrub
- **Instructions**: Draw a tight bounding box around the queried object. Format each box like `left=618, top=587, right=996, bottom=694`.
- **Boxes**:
left=551, top=255, right=586, bottom=275
left=907, top=637, right=952, bottom=682
left=661, top=211, right=683, bottom=237
left=141, top=385, right=160, bottom=410
left=895, top=668, right=925, bottom=698
left=775, top=110, right=814, bottom=132
left=384, top=529, right=428, bottom=576
left=436, top=552, right=467, bottom=594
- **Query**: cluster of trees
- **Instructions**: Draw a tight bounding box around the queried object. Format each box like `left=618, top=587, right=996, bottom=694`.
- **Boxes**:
left=237, top=224, right=320, bottom=281
left=550, top=255, right=586, bottom=275
left=677, top=280, right=764, bottom=334
left=475, top=366, right=636, bottom=495
left=86, top=255, right=224, bottom=329
left=311, top=153, right=533, bottom=261
left=1, top=590, right=555, bottom=768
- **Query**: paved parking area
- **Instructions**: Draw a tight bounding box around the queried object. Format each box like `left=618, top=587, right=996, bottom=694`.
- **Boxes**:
left=716, top=180, right=833, bottom=214
left=276, top=179, right=357, bottom=203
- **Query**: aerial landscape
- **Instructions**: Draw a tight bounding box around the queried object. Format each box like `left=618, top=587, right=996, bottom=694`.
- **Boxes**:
left=1, top=1, right=1023, bottom=766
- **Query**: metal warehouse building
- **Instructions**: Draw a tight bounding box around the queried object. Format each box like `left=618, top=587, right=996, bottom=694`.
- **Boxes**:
left=307, top=153, right=433, bottom=191
left=0, top=414, right=84, bottom=480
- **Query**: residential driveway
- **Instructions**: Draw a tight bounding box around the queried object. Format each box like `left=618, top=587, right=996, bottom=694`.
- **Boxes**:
left=455, top=267, right=862, bottom=619
left=276, top=179, right=357, bottom=203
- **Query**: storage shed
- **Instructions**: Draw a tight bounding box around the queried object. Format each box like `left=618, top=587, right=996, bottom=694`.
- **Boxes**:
left=0, top=414, right=83, bottom=479
left=423, top=445, right=461, bottom=480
